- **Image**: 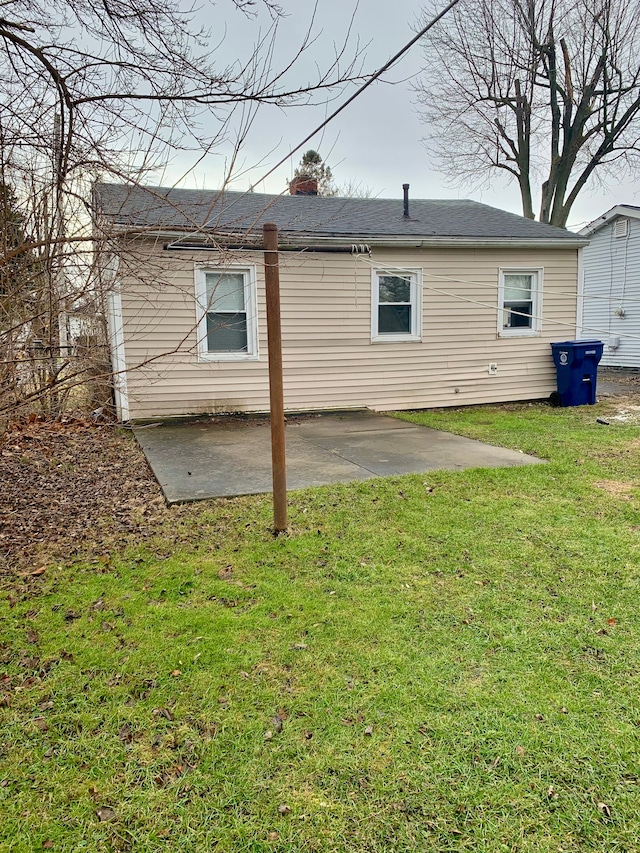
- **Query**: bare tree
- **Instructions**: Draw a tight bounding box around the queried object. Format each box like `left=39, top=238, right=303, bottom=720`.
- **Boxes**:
left=0, top=0, right=362, bottom=423
left=336, top=179, right=374, bottom=198
left=415, top=0, right=640, bottom=227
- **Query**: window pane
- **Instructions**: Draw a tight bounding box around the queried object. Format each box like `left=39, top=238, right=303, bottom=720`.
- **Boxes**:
left=378, top=305, right=411, bottom=334
left=504, top=273, right=533, bottom=302
left=379, top=275, right=410, bottom=303
left=207, top=312, right=248, bottom=351
left=206, top=272, right=245, bottom=311
left=503, top=302, right=532, bottom=328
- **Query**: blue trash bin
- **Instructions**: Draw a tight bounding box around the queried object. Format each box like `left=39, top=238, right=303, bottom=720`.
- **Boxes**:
left=550, top=340, right=604, bottom=406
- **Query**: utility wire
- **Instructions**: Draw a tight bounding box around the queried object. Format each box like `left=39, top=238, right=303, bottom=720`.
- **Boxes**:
left=354, top=254, right=640, bottom=344
left=161, top=1, right=461, bottom=245
left=253, top=0, right=461, bottom=189
left=356, top=255, right=640, bottom=310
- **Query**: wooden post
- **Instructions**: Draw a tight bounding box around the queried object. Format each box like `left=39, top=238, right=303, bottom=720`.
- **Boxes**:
left=263, top=222, right=287, bottom=532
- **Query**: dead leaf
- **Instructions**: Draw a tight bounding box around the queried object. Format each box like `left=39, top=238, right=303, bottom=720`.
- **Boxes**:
left=118, top=724, right=133, bottom=745
left=170, top=669, right=181, bottom=678
left=43, top=841, right=54, bottom=849
left=96, top=806, right=116, bottom=822
left=91, top=598, right=105, bottom=612
left=26, top=629, right=38, bottom=644
left=591, top=601, right=597, bottom=612
left=18, top=566, right=46, bottom=578
left=548, top=785, right=556, bottom=799
left=597, top=802, right=611, bottom=817
left=272, top=713, right=285, bottom=734
left=267, top=832, right=280, bottom=841
left=607, top=618, right=617, bottom=626
left=152, top=707, right=173, bottom=721
left=33, top=716, right=48, bottom=732
left=534, top=714, right=545, bottom=722
left=264, top=730, right=273, bottom=740
left=292, top=643, right=308, bottom=650
left=560, top=707, right=568, bottom=714
left=490, top=756, right=500, bottom=770
left=218, top=566, right=234, bottom=580
left=364, top=725, right=374, bottom=737
left=303, top=730, right=313, bottom=740
left=516, top=745, right=526, bottom=757
left=278, top=804, right=291, bottom=815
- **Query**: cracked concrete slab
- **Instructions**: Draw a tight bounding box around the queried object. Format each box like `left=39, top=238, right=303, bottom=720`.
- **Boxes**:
left=133, top=410, right=544, bottom=504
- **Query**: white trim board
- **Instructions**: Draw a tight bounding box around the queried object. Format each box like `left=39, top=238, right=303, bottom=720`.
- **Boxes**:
left=104, top=257, right=130, bottom=422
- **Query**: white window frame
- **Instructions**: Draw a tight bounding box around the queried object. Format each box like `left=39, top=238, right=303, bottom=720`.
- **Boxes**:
left=371, top=268, right=422, bottom=343
left=194, top=265, right=259, bottom=362
left=498, top=267, right=543, bottom=338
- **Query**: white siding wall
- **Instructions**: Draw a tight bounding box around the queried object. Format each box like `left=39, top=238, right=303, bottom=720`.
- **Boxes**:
left=116, top=240, right=579, bottom=420
left=582, top=217, right=640, bottom=367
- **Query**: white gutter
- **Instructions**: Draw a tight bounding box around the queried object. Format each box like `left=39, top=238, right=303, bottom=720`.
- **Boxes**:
left=108, top=224, right=588, bottom=250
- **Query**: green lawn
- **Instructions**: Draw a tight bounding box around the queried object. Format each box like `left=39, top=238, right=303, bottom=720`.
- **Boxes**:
left=2, top=399, right=640, bottom=852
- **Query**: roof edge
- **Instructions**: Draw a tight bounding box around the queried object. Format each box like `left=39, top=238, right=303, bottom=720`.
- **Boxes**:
left=105, top=225, right=587, bottom=249
left=579, top=204, right=640, bottom=236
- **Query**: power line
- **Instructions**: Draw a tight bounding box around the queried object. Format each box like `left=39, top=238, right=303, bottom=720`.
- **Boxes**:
left=253, top=0, right=461, bottom=189
left=152, top=1, right=461, bottom=245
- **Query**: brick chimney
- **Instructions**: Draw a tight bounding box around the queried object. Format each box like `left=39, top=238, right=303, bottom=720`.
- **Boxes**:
left=289, top=175, right=318, bottom=196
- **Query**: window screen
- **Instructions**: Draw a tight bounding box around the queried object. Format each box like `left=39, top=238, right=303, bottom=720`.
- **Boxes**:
left=502, top=272, right=534, bottom=329
left=205, top=272, right=248, bottom=352
left=377, top=274, right=412, bottom=334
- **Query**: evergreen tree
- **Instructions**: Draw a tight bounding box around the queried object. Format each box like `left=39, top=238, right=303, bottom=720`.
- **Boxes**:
left=291, top=150, right=337, bottom=196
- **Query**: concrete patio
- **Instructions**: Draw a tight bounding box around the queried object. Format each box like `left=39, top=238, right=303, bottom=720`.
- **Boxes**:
left=133, top=410, right=544, bottom=504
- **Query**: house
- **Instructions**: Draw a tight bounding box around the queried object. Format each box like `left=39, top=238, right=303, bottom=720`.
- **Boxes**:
left=579, top=205, right=640, bottom=367
left=94, top=180, right=587, bottom=422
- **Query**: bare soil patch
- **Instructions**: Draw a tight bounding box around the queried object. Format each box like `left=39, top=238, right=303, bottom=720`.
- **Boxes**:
left=0, top=418, right=191, bottom=577
left=594, top=480, right=638, bottom=499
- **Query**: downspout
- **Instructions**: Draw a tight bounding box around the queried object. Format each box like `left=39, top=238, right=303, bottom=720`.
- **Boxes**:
left=576, top=246, right=584, bottom=339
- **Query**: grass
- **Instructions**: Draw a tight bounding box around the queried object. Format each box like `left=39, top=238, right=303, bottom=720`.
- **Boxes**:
left=2, top=397, right=640, bottom=851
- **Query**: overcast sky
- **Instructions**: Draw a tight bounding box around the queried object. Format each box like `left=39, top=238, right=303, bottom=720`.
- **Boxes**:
left=162, top=0, right=640, bottom=231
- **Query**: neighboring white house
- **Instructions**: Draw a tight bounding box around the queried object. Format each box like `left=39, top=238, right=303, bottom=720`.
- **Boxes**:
left=94, top=181, right=587, bottom=422
left=579, top=205, right=640, bottom=367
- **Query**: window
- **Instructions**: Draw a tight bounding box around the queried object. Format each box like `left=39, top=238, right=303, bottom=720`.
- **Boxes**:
left=498, top=268, right=542, bottom=337
left=371, top=269, right=421, bottom=342
left=195, top=266, right=258, bottom=360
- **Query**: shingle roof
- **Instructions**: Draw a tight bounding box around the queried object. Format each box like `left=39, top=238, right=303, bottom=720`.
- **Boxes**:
left=94, top=183, right=583, bottom=244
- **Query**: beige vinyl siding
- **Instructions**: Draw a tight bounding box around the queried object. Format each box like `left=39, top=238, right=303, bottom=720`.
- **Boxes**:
left=115, top=240, right=578, bottom=419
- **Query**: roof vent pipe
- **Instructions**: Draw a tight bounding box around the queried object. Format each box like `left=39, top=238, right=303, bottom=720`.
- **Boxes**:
left=403, top=183, right=410, bottom=218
